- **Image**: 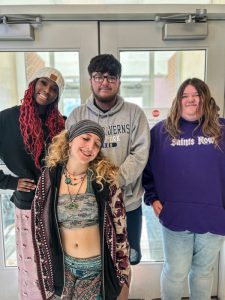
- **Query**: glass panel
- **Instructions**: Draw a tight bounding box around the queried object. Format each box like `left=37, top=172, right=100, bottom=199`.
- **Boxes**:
left=1, top=193, right=16, bottom=267
left=0, top=162, right=16, bottom=267
left=120, top=50, right=205, bottom=129
left=141, top=203, right=164, bottom=261
left=0, top=51, right=80, bottom=117
left=0, top=51, right=80, bottom=267
left=120, top=50, right=206, bottom=261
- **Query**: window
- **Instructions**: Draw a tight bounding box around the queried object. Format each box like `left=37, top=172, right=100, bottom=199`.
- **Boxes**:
left=0, top=51, right=80, bottom=267
left=120, top=50, right=206, bottom=261
left=0, top=51, right=80, bottom=117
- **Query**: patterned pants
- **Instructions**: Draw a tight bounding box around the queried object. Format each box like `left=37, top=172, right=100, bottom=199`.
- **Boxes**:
left=61, top=253, right=102, bottom=300
left=15, top=208, right=42, bottom=300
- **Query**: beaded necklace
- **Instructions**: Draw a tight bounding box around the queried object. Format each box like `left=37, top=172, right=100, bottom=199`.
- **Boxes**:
left=63, top=166, right=86, bottom=186
left=63, top=167, right=87, bottom=210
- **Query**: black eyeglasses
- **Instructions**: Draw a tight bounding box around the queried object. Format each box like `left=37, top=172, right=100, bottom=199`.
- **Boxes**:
left=92, top=74, right=118, bottom=83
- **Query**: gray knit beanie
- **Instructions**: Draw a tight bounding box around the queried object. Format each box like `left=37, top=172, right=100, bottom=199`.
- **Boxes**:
left=68, top=120, right=105, bottom=146
left=29, top=67, right=65, bottom=98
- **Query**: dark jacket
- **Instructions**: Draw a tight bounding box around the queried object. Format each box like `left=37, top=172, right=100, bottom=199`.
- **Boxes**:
left=0, top=106, right=41, bottom=209
left=32, top=165, right=130, bottom=300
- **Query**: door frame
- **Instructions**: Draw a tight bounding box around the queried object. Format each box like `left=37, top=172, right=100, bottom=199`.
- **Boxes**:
left=100, top=19, right=224, bottom=299
left=0, top=20, right=99, bottom=300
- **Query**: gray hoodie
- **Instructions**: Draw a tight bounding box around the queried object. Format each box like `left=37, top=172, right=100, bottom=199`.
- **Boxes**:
left=66, top=94, right=150, bottom=211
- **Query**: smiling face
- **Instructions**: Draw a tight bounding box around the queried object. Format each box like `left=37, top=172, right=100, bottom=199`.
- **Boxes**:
left=69, top=133, right=101, bottom=166
left=34, top=77, right=59, bottom=107
left=180, top=84, right=203, bottom=121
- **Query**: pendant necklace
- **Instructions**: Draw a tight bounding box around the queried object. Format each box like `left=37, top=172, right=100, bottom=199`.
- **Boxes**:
left=64, top=171, right=87, bottom=210
left=63, top=166, right=86, bottom=186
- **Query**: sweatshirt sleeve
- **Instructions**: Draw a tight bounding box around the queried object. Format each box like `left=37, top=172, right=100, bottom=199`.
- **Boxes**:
left=142, top=128, right=159, bottom=205
left=0, top=112, right=19, bottom=190
left=65, top=109, right=78, bottom=130
left=0, top=170, right=19, bottom=190
left=118, top=107, right=150, bottom=187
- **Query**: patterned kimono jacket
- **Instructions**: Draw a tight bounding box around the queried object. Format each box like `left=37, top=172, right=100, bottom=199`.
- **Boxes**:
left=31, top=165, right=130, bottom=300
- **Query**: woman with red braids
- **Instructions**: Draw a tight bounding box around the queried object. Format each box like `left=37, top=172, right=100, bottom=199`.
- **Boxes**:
left=0, top=67, right=65, bottom=300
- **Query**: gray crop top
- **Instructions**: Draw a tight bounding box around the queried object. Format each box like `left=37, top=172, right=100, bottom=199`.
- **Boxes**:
left=57, top=171, right=99, bottom=229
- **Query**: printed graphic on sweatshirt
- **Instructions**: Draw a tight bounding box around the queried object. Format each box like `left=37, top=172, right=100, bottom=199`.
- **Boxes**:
left=171, top=136, right=215, bottom=147
left=102, top=123, right=130, bottom=148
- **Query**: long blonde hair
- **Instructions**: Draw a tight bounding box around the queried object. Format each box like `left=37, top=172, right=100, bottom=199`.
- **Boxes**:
left=165, top=78, right=222, bottom=146
left=45, top=129, right=119, bottom=188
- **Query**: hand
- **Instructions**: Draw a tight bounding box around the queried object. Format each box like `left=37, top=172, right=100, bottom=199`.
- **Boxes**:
left=152, top=200, right=163, bottom=218
left=17, top=178, right=36, bottom=192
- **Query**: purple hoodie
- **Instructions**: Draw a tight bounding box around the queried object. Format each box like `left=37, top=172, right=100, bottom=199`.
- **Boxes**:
left=143, top=117, right=225, bottom=235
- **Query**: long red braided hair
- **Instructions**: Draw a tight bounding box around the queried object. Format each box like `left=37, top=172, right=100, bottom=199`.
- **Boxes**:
left=19, top=79, right=65, bottom=170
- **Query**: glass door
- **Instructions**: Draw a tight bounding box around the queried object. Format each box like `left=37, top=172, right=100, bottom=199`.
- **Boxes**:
left=100, top=19, right=225, bottom=299
left=0, top=21, right=98, bottom=300
left=1, top=10, right=225, bottom=300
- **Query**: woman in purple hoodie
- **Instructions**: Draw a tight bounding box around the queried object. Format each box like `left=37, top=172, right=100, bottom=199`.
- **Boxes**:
left=143, top=78, right=225, bottom=300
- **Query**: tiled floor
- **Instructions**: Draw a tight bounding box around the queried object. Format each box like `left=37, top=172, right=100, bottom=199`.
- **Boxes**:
left=150, top=298, right=218, bottom=300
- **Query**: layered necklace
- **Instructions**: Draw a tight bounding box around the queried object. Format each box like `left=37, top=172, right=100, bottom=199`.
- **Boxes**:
left=63, top=166, right=87, bottom=210
left=63, top=166, right=86, bottom=186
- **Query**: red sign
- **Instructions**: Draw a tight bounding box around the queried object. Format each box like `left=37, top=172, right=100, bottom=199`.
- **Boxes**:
left=152, top=109, right=160, bottom=117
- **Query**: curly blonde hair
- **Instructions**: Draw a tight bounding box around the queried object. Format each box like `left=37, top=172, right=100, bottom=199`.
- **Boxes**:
left=45, top=129, right=119, bottom=189
left=165, top=78, right=222, bottom=146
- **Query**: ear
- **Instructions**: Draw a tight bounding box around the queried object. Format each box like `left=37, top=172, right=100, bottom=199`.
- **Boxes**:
left=89, top=78, right=93, bottom=91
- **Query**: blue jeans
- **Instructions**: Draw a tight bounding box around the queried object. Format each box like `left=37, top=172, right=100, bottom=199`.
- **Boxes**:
left=161, top=226, right=225, bottom=300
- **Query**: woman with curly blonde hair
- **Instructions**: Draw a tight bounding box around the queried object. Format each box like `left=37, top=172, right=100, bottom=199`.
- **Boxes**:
left=46, top=128, right=118, bottom=190
left=143, top=78, right=225, bottom=300
left=31, top=119, right=130, bottom=300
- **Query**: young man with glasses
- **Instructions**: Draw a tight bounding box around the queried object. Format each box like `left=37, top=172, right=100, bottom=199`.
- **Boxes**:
left=66, top=54, right=150, bottom=299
